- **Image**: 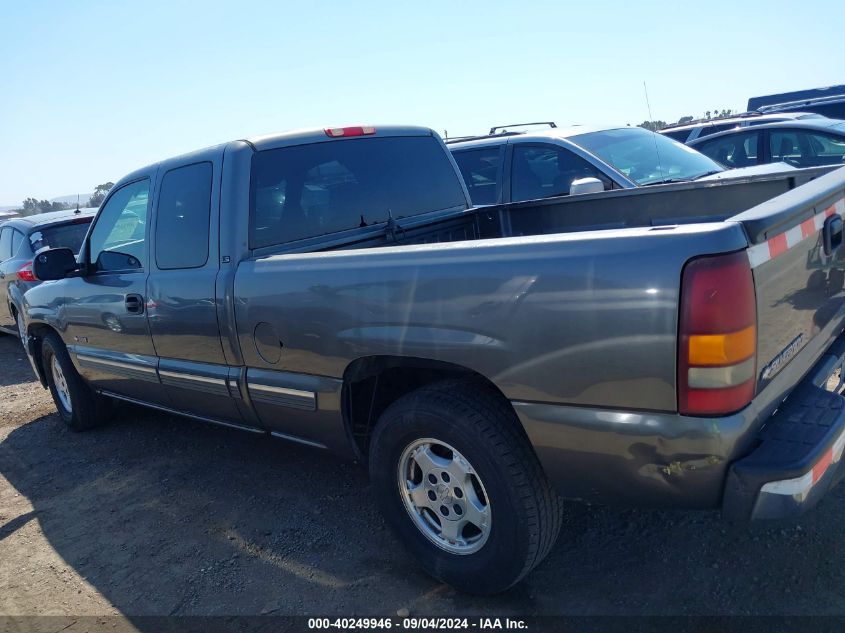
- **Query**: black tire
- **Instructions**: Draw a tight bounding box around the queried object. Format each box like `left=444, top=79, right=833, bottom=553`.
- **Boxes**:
left=369, top=379, right=563, bottom=594
left=829, top=268, right=845, bottom=295
left=808, top=269, right=826, bottom=291
left=41, top=332, right=113, bottom=431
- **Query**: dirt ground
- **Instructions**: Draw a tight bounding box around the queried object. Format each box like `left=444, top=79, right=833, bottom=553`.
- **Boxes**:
left=2, top=333, right=845, bottom=620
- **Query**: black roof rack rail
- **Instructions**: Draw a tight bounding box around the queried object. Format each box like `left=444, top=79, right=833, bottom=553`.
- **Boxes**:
left=489, top=121, right=556, bottom=135
left=444, top=131, right=526, bottom=145
left=660, top=112, right=761, bottom=131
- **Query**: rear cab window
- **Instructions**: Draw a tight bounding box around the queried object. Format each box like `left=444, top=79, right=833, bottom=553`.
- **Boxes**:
left=249, top=135, right=467, bottom=249
left=30, top=220, right=93, bottom=254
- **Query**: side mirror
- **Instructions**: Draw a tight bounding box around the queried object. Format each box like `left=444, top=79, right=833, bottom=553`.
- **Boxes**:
left=33, top=248, right=78, bottom=281
left=569, top=177, right=605, bottom=196
left=95, top=251, right=141, bottom=271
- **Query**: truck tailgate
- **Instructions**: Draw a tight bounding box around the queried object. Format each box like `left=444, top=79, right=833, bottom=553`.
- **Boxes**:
left=732, top=166, right=845, bottom=402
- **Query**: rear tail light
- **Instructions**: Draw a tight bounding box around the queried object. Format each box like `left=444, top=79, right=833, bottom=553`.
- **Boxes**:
left=678, top=251, right=757, bottom=416
left=17, top=261, right=36, bottom=282
left=324, top=126, right=376, bottom=138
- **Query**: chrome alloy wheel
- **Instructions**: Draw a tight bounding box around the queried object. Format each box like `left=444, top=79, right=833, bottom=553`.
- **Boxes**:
left=398, top=438, right=491, bottom=555
left=51, top=356, right=72, bottom=413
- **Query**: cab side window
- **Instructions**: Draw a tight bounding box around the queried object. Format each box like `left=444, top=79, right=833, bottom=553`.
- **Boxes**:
left=10, top=229, right=24, bottom=257
left=769, top=130, right=803, bottom=165
left=809, top=132, right=845, bottom=163
left=452, top=147, right=502, bottom=205
left=511, top=145, right=610, bottom=203
left=0, top=228, right=11, bottom=261
left=770, top=130, right=845, bottom=167
left=155, top=162, right=213, bottom=269
left=88, top=179, right=150, bottom=272
left=697, top=132, right=759, bottom=168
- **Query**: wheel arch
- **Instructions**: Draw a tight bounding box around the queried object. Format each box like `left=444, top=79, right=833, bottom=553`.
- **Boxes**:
left=341, top=355, right=530, bottom=459
left=25, top=321, right=62, bottom=388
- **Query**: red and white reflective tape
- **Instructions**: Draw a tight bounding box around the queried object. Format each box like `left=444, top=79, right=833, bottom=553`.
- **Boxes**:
left=760, top=430, right=845, bottom=501
left=747, top=196, right=845, bottom=269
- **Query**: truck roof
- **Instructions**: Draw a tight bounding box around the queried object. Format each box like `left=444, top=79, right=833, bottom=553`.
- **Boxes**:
left=245, top=125, right=436, bottom=151
left=113, top=125, right=440, bottom=186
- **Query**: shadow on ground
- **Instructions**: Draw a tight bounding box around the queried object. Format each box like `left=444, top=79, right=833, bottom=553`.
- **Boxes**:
left=0, top=333, right=33, bottom=388
left=2, top=402, right=845, bottom=618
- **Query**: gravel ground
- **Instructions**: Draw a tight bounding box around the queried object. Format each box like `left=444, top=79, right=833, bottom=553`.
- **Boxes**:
left=2, top=332, right=845, bottom=618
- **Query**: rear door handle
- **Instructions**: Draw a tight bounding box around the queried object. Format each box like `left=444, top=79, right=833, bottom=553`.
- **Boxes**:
left=125, top=294, right=144, bottom=314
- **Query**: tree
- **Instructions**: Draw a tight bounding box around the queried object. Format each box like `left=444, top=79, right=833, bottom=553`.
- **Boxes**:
left=20, top=198, right=70, bottom=216
left=677, top=115, right=694, bottom=125
left=639, top=120, right=667, bottom=132
left=87, top=182, right=114, bottom=208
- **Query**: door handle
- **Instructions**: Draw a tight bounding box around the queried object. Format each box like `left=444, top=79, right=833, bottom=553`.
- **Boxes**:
left=125, top=294, right=145, bottom=315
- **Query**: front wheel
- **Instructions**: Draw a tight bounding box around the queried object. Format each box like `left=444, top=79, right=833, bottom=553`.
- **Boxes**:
left=41, top=332, right=113, bottom=431
left=369, top=380, right=563, bottom=594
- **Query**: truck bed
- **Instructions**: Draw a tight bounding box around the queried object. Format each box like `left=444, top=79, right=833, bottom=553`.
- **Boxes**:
left=240, top=164, right=845, bottom=418
left=255, top=165, right=838, bottom=255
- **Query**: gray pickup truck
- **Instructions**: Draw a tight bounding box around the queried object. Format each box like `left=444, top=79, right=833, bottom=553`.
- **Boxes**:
left=21, top=124, right=845, bottom=594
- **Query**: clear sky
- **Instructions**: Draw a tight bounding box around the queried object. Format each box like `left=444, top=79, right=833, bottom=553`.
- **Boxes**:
left=1, top=0, right=843, bottom=204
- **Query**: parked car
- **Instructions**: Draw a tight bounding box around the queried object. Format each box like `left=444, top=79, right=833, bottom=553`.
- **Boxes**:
left=659, top=111, right=826, bottom=144
left=20, top=124, right=845, bottom=594
left=447, top=123, right=794, bottom=206
left=689, top=119, right=845, bottom=170
left=749, top=85, right=845, bottom=120
left=0, top=208, right=96, bottom=341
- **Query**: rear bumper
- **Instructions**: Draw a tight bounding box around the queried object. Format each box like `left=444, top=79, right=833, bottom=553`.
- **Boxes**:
left=723, top=336, right=845, bottom=521
left=513, top=330, right=845, bottom=517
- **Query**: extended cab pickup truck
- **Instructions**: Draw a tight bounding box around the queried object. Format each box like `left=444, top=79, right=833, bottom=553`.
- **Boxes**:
left=21, top=125, right=845, bottom=594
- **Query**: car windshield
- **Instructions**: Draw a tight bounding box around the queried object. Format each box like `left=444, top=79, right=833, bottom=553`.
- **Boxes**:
left=570, top=127, right=724, bottom=185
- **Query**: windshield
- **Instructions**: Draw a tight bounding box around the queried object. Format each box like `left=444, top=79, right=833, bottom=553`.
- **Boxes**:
left=570, top=127, right=724, bottom=185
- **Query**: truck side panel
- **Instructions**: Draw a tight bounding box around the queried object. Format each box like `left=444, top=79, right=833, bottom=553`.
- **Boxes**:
left=233, top=223, right=749, bottom=427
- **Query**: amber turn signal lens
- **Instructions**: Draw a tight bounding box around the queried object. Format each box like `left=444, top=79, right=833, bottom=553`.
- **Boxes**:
left=687, top=325, right=756, bottom=367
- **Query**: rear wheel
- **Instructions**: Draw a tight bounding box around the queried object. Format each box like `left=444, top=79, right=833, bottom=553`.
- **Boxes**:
left=41, top=332, right=113, bottom=431
left=369, top=380, right=563, bottom=594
